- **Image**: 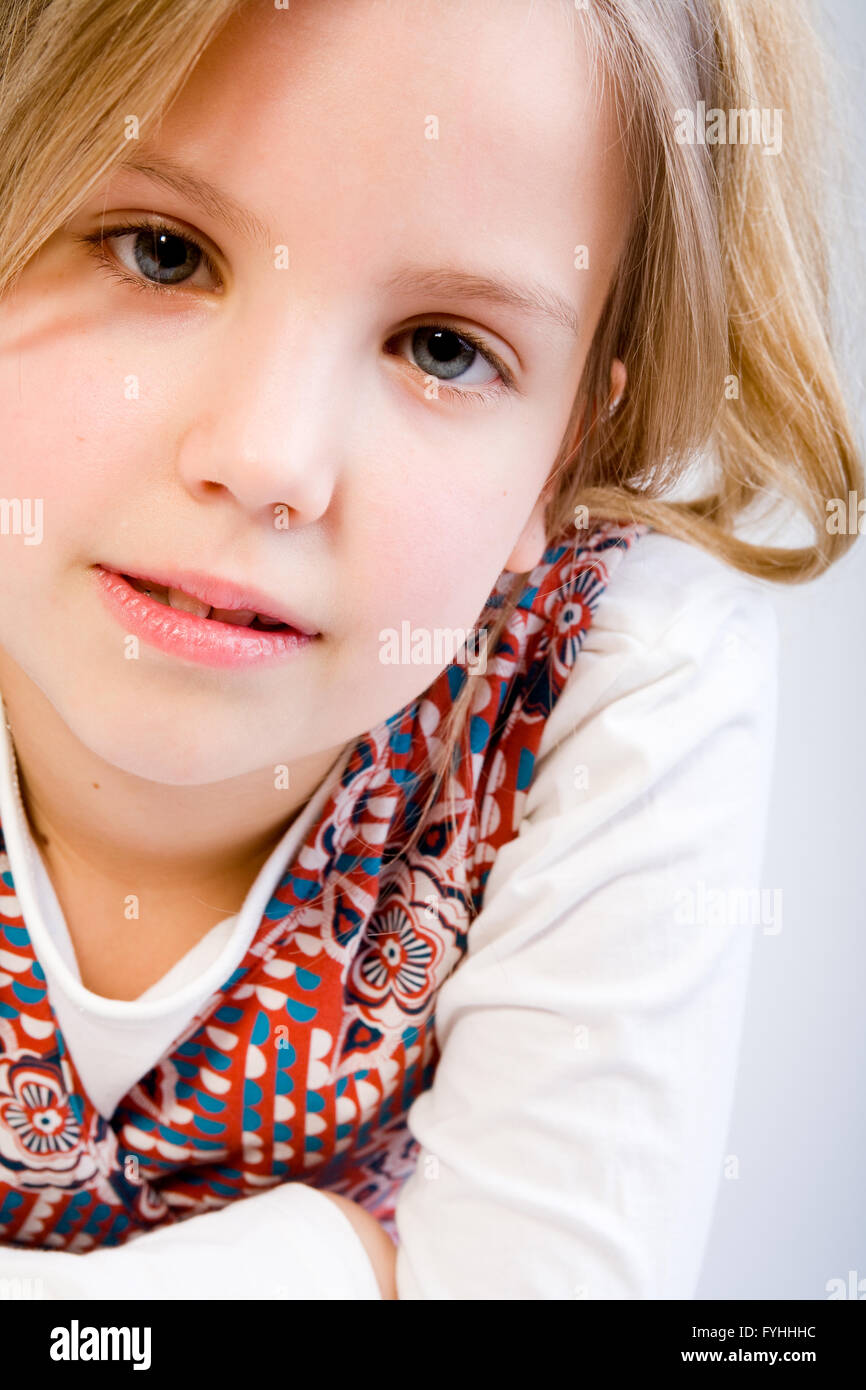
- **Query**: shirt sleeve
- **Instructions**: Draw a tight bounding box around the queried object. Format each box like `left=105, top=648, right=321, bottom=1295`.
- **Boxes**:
left=392, top=530, right=780, bottom=1299
left=0, top=1181, right=382, bottom=1299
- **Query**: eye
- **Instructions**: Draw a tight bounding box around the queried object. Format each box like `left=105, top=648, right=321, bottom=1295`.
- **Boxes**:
left=76, top=219, right=221, bottom=292
left=114, top=226, right=211, bottom=287
left=387, top=324, right=514, bottom=395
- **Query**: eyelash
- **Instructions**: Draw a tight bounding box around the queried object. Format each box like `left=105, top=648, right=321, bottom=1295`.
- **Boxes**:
left=395, top=324, right=514, bottom=404
left=74, top=217, right=221, bottom=295
left=74, top=217, right=515, bottom=404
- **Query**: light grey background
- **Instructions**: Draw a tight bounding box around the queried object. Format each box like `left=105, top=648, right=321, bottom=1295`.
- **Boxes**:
left=696, top=0, right=865, bottom=1301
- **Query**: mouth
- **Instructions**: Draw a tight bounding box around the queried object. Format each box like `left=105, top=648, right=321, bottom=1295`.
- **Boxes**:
left=123, top=575, right=292, bottom=632
left=92, top=565, right=318, bottom=670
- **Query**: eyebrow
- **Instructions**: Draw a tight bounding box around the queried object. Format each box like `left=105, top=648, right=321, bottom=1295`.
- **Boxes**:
left=112, top=156, right=582, bottom=338
left=381, top=266, right=581, bottom=339
left=118, top=154, right=275, bottom=251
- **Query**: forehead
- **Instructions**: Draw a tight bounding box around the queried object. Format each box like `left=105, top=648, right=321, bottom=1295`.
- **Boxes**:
left=136, top=0, right=629, bottom=317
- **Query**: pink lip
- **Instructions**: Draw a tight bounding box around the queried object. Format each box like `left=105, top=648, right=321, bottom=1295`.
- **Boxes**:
left=104, top=563, right=318, bottom=634
left=93, top=566, right=318, bottom=670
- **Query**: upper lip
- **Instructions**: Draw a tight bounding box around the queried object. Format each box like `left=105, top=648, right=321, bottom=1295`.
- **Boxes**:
left=101, top=564, right=319, bottom=635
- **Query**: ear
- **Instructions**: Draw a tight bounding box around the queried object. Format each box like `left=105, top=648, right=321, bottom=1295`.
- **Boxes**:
left=609, top=357, right=626, bottom=413
left=504, top=357, right=628, bottom=575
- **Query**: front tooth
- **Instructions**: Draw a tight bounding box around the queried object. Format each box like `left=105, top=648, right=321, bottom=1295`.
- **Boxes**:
left=256, top=614, right=285, bottom=627
left=210, top=607, right=257, bottom=627
left=168, top=588, right=212, bottom=618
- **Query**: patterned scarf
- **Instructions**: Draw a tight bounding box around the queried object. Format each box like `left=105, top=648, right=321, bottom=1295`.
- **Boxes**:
left=0, top=520, right=648, bottom=1250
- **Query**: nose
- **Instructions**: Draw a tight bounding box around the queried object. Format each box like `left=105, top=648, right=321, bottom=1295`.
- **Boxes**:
left=174, top=307, right=341, bottom=528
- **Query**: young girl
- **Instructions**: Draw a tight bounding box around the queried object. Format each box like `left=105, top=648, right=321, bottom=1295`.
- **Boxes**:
left=0, top=0, right=860, bottom=1301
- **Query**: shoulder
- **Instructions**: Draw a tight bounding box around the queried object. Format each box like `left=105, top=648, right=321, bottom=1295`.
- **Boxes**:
left=467, top=527, right=780, bottom=945
left=536, top=528, right=779, bottom=776
left=581, top=524, right=778, bottom=643
left=482, top=528, right=782, bottom=907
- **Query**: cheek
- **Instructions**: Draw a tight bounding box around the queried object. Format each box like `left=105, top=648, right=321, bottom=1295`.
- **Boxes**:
left=322, top=452, right=538, bottom=736
left=0, top=245, right=193, bottom=532
left=338, top=417, right=548, bottom=648
left=0, top=314, right=141, bottom=522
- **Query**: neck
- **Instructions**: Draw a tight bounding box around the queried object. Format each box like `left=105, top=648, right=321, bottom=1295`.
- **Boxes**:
left=0, top=665, right=348, bottom=895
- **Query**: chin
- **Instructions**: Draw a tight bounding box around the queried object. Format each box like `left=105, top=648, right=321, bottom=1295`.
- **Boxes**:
left=92, top=727, right=243, bottom=786
left=64, top=698, right=265, bottom=787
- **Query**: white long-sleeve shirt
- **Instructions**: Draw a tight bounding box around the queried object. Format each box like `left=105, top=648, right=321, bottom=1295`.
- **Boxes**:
left=0, top=530, right=779, bottom=1298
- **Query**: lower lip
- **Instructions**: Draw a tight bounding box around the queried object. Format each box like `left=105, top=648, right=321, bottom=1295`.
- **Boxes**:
left=92, top=566, right=317, bottom=669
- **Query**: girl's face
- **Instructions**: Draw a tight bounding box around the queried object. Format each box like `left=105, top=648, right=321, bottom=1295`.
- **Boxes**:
left=0, top=0, right=630, bottom=786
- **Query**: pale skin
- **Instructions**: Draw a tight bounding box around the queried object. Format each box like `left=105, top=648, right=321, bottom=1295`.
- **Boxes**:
left=0, top=0, right=631, bottom=1297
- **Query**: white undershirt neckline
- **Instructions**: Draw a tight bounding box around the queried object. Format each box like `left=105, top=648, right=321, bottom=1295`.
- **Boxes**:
left=0, top=706, right=354, bottom=1117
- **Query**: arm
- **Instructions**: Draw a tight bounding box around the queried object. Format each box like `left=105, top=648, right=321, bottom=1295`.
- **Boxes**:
left=0, top=1183, right=390, bottom=1299
left=392, top=533, right=779, bottom=1298
left=322, top=1191, right=397, bottom=1298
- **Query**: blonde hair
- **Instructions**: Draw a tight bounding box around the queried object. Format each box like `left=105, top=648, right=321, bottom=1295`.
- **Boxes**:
left=0, top=0, right=862, bottom=860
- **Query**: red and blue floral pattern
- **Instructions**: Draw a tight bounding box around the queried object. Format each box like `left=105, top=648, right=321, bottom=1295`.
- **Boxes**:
left=0, top=520, right=648, bottom=1250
